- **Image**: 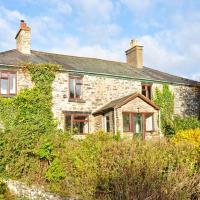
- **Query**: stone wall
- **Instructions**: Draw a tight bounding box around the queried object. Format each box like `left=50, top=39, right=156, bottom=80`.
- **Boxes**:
left=15, top=70, right=200, bottom=132
left=152, top=83, right=200, bottom=117
left=5, top=179, right=76, bottom=200
left=51, top=73, right=141, bottom=130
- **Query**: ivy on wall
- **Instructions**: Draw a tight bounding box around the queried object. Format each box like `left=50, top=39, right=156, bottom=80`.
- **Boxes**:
left=154, top=84, right=175, bottom=135
left=0, top=63, right=60, bottom=177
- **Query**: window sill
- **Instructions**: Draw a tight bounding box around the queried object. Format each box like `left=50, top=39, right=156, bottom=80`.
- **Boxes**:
left=0, top=94, right=16, bottom=98
left=68, top=98, right=86, bottom=103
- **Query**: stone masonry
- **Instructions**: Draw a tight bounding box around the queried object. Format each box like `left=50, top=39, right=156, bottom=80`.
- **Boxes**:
left=15, top=69, right=200, bottom=133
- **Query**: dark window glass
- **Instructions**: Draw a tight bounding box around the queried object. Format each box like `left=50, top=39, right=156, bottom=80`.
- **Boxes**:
left=65, top=114, right=88, bottom=134
left=105, top=115, right=110, bottom=132
left=141, top=84, right=152, bottom=99
left=69, top=79, right=75, bottom=98
left=69, top=77, right=82, bottom=99
left=65, top=115, right=71, bottom=132
left=123, top=113, right=130, bottom=132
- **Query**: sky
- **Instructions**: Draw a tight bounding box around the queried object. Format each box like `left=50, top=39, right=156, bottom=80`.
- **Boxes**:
left=0, top=0, right=200, bottom=80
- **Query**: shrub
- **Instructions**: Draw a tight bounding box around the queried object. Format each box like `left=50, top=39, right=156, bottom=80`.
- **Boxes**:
left=154, top=84, right=175, bottom=136
left=172, top=128, right=200, bottom=148
left=45, top=158, right=66, bottom=182
left=173, top=116, right=200, bottom=132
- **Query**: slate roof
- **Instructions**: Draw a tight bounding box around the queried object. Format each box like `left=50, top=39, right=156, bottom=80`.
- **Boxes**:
left=93, top=92, right=160, bottom=115
left=0, top=49, right=199, bottom=86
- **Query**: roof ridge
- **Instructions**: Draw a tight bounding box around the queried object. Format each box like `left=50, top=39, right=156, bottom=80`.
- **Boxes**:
left=143, top=66, right=200, bottom=83
left=0, top=49, right=18, bottom=55
left=31, top=49, right=129, bottom=65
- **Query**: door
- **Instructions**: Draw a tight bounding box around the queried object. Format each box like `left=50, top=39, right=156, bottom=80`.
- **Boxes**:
left=133, top=114, right=143, bottom=136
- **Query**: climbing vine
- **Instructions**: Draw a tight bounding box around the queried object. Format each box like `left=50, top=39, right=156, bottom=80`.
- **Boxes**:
left=0, top=63, right=60, bottom=177
left=154, top=84, right=175, bottom=135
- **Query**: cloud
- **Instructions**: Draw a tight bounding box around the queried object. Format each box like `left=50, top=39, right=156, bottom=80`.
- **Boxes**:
left=0, top=6, right=25, bottom=50
left=0, top=1, right=199, bottom=80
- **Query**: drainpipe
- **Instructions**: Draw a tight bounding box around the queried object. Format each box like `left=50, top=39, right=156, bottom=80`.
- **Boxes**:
left=114, top=108, right=117, bottom=135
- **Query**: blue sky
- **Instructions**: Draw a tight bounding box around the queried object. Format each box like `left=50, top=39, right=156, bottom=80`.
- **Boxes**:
left=0, top=0, right=200, bottom=80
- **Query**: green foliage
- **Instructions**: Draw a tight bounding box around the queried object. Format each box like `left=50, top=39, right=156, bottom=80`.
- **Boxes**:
left=0, top=180, right=7, bottom=195
left=45, top=158, right=66, bottom=182
left=154, top=84, right=175, bottom=135
left=173, top=116, right=200, bottom=132
left=39, top=133, right=199, bottom=200
left=0, top=63, right=59, bottom=178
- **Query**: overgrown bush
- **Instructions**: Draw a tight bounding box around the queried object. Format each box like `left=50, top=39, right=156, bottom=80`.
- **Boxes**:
left=172, top=128, right=200, bottom=148
left=0, top=63, right=60, bottom=178
left=154, top=84, right=175, bottom=136
left=173, top=116, right=200, bottom=132
left=17, top=132, right=198, bottom=200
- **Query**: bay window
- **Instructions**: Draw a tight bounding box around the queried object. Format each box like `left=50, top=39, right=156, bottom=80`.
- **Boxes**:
left=0, top=71, right=16, bottom=96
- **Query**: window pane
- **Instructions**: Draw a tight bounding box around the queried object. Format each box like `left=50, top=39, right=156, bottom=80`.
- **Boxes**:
left=146, top=114, right=153, bottom=131
left=147, top=86, right=151, bottom=99
left=73, top=121, right=88, bottom=134
left=105, top=115, right=110, bottom=132
left=76, top=84, right=81, bottom=98
left=134, top=114, right=143, bottom=134
left=65, top=115, right=71, bottom=132
left=74, top=115, right=88, bottom=121
left=1, top=79, right=8, bottom=94
left=69, top=79, right=75, bottom=98
left=123, top=113, right=130, bottom=132
left=10, top=74, right=16, bottom=94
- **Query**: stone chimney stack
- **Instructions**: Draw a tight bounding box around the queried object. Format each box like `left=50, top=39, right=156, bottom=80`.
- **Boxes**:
left=15, top=20, right=31, bottom=54
left=125, top=39, right=143, bottom=68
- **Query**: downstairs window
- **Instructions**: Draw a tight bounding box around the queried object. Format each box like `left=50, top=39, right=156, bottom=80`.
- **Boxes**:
left=65, top=113, right=89, bottom=134
left=123, top=112, right=154, bottom=133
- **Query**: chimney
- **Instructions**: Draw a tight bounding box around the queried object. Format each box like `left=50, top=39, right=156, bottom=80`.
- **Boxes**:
left=15, top=20, right=31, bottom=54
left=125, top=39, right=143, bottom=68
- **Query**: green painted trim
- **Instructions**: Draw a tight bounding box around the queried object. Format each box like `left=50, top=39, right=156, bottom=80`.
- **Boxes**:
left=0, top=64, right=198, bottom=87
left=0, top=64, right=18, bottom=70
left=61, top=69, right=196, bottom=86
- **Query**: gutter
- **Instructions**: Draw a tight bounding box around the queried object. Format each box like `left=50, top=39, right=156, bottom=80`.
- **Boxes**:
left=63, top=69, right=200, bottom=87
left=0, top=64, right=199, bottom=87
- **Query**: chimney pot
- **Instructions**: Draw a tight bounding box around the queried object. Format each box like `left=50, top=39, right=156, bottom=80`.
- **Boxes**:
left=15, top=20, right=31, bottom=54
left=20, top=20, right=27, bottom=29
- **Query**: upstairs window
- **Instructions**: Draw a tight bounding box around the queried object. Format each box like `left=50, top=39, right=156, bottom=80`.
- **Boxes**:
left=69, top=77, right=83, bottom=99
left=142, top=83, right=152, bottom=99
left=0, top=71, right=17, bottom=96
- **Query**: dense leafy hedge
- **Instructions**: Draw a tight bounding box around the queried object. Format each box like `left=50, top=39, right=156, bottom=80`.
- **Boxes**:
left=154, top=84, right=175, bottom=136
left=0, top=63, right=59, bottom=178
left=13, top=132, right=199, bottom=200
left=0, top=63, right=199, bottom=199
left=173, top=116, right=200, bottom=132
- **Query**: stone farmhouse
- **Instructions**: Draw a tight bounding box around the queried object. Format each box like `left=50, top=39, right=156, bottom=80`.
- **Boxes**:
left=0, top=20, right=199, bottom=139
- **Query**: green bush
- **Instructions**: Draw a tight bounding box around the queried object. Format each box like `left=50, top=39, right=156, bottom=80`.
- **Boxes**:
left=173, top=116, right=200, bottom=132
left=45, top=158, right=66, bottom=182
left=0, top=180, right=7, bottom=195
left=154, top=84, right=175, bottom=136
